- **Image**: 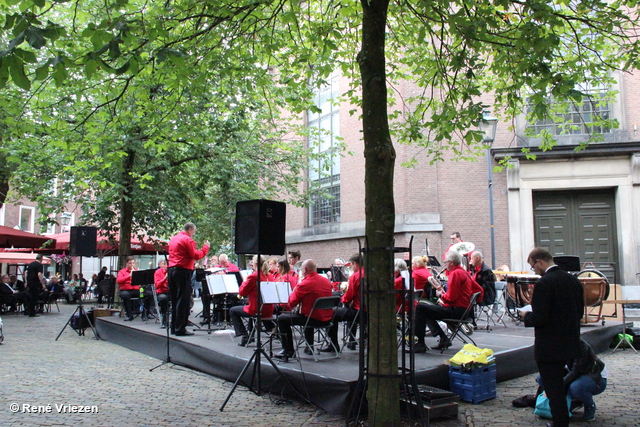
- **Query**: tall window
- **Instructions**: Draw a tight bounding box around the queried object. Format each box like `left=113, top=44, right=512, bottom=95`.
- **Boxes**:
left=526, top=90, right=613, bottom=136
left=0, top=204, right=4, bottom=226
left=19, top=206, right=35, bottom=232
left=308, top=73, right=341, bottom=226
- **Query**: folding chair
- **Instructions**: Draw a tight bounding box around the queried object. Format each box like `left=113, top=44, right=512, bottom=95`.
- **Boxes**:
left=294, top=296, right=341, bottom=361
left=242, top=314, right=277, bottom=347
left=45, top=292, right=63, bottom=313
left=340, top=308, right=360, bottom=353
left=441, top=292, right=481, bottom=354
left=396, top=290, right=423, bottom=349
left=475, top=284, right=508, bottom=330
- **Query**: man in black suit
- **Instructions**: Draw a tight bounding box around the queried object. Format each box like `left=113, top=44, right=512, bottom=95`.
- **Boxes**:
left=521, top=247, right=584, bottom=427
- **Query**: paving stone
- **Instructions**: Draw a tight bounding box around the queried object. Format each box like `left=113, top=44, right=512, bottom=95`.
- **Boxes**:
left=0, top=303, right=638, bottom=426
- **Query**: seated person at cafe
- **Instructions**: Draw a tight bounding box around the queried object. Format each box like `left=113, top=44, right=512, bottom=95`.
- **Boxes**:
left=9, top=274, right=25, bottom=292
left=1, top=274, right=27, bottom=312
left=117, top=257, right=153, bottom=321
left=276, top=259, right=333, bottom=358
left=413, top=250, right=484, bottom=352
left=230, top=255, right=275, bottom=346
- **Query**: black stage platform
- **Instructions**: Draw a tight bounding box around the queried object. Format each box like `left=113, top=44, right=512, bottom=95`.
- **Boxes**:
left=95, top=313, right=622, bottom=416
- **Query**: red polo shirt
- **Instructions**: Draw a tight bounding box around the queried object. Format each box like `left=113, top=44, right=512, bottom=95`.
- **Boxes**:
left=288, top=272, right=333, bottom=321
left=168, top=231, right=209, bottom=269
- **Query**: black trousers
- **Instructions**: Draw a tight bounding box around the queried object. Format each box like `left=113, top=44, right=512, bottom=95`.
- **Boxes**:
left=119, top=289, right=153, bottom=319
left=333, top=307, right=359, bottom=347
left=27, top=284, right=40, bottom=316
left=537, top=359, right=570, bottom=427
left=277, top=313, right=330, bottom=352
left=169, top=267, right=193, bottom=334
left=414, top=302, right=465, bottom=344
left=157, top=293, right=170, bottom=324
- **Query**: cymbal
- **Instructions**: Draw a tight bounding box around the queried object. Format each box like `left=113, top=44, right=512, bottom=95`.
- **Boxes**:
left=450, top=241, right=475, bottom=255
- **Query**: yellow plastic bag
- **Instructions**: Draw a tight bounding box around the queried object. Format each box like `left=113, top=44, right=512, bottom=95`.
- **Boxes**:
left=449, top=343, right=494, bottom=366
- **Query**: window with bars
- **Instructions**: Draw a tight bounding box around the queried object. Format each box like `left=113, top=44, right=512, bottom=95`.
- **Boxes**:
left=310, top=183, right=341, bottom=225
left=308, top=73, right=341, bottom=227
left=526, top=91, right=613, bottom=136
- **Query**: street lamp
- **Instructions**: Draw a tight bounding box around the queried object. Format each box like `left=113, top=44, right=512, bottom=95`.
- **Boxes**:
left=60, top=212, right=72, bottom=230
left=479, top=110, right=498, bottom=269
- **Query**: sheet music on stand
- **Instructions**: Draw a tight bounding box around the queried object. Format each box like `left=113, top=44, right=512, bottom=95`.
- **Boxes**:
left=239, top=270, right=252, bottom=281
left=206, top=274, right=240, bottom=295
left=260, top=281, right=292, bottom=304
left=401, top=270, right=411, bottom=290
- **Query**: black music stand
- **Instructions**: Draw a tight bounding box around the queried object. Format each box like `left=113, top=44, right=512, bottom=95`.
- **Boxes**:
left=329, top=265, right=348, bottom=282
left=201, top=273, right=240, bottom=334
left=426, top=255, right=441, bottom=267
left=553, top=256, right=581, bottom=273
left=132, top=269, right=156, bottom=320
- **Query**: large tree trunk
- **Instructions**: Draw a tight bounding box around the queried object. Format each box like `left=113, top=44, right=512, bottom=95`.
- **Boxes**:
left=359, top=1, right=399, bottom=425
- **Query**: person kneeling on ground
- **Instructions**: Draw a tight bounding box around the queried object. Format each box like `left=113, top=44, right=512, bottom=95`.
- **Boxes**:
left=539, top=338, right=607, bottom=422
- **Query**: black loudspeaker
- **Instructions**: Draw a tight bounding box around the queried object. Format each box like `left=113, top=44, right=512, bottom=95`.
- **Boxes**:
left=69, top=226, right=97, bottom=257
left=235, top=200, right=286, bottom=255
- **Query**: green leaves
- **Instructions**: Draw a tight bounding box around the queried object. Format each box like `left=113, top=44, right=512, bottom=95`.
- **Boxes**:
left=7, top=55, right=30, bottom=90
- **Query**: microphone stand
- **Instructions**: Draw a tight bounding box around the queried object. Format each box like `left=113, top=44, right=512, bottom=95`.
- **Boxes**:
left=150, top=251, right=173, bottom=371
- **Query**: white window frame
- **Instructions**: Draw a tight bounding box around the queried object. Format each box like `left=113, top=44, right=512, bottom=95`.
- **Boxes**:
left=19, top=206, right=36, bottom=233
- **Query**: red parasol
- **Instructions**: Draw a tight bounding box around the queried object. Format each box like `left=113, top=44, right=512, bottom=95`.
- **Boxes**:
left=37, top=230, right=166, bottom=256
left=0, top=225, right=54, bottom=249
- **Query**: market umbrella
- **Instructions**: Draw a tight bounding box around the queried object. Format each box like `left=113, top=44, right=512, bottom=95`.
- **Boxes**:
left=0, top=250, right=52, bottom=264
left=0, top=225, right=54, bottom=249
left=37, top=230, right=167, bottom=255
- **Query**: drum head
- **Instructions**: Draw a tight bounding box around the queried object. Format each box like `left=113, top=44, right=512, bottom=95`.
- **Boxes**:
left=577, top=269, right=610, bottom=303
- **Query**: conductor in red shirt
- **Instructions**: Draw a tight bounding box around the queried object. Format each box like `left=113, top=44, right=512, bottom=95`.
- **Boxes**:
left=168, top=222, right=209, bottom=336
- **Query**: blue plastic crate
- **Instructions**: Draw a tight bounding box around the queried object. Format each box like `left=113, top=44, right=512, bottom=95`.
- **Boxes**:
left=449, top=364, right=496, bottom=404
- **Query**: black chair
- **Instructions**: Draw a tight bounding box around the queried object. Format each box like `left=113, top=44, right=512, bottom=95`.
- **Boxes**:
left=45, top=291, right=64, bottom=313
left=441, top=292, right=481, bottom=353
left=294, top=296, right=341, bottom=361
left=98, top=277, right=116, bottom=308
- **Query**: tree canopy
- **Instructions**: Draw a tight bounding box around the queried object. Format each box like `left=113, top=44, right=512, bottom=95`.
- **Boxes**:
left=2, top=0, right=640, bottom=424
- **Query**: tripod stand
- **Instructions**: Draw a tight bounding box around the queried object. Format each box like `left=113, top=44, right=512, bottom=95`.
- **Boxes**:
left=56, top=299, right=99, bottom=340
left=220, top=254, right=307, bottom=411
left=150, top=303, right=173, bottom=371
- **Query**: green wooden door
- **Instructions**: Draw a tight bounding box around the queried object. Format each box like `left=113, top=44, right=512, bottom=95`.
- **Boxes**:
left=533, top=189, right=618, bottom=281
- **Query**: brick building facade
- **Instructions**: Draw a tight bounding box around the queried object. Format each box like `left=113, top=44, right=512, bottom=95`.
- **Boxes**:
left=284, top=71, right=640, bottom=288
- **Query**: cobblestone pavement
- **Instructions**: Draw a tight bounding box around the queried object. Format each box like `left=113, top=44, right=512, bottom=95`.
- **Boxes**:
left=0, top=303, right=638, bottom=427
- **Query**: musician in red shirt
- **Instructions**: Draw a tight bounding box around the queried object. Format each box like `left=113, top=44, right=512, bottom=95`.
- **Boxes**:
left=413, top=250, right=484, bottom=352
left=168, top=222, right=209, bottom=336
left=216, top=254, right=239, bottom=273
left=331, top=254, right=363, bottom=351
left=230, top=255, right=275, bottom=346
left=411, top=256, right=432, bottom=292
left=154, top=260, right=169, bottom=328
left=117, top=256, right=153, bottom=321
left=275, top=259, right=333, bottom=359
left=443, top=231, right=463, bottom=261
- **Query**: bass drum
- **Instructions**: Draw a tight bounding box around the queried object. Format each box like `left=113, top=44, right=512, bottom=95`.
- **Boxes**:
left=577, top=269, right=610, bottom=307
